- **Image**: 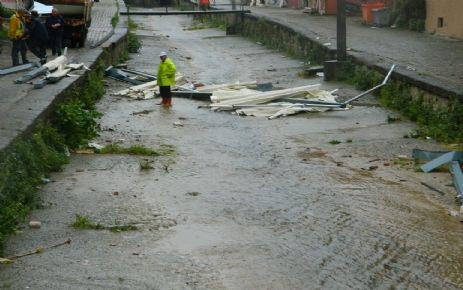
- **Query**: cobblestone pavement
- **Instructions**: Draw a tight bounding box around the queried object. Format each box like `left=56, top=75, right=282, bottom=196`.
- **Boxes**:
left=86, top=0, right=119, bottom=48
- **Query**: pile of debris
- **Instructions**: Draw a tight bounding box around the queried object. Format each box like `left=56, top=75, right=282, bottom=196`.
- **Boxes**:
left=2, top=48, right=89, bottom=89
left=111, top=65, right=395, bottom=120
left=414, top=149, right=463, bottom=205
left=201, top=83, right=345, bottom=119
left=112, top=73, right=186, bottom=100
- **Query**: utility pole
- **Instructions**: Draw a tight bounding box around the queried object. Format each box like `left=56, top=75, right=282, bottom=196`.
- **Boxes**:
left=336, top=0, right=347, bottom=61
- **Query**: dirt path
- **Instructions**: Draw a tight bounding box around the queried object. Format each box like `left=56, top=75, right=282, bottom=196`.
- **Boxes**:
left=1, top=13, right=463, bottom=290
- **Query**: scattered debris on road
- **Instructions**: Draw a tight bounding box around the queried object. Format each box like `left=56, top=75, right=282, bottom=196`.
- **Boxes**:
left=413, top=149, right=463, bottom=204
left=28, top=221, right=42, bottom=229
left=110, top=65, right=394, bottom=120
left=105, top=66, right=157, bottom=85
left=113, top=73, right=185, bottom=100
left=2, top=239, right=71, bottom=263
left=12, top=48, right=90, bottom=88
left=0, top=62, right=38, bottom=76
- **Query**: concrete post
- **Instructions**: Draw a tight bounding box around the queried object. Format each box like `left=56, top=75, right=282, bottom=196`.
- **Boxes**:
left=325, top=0, right=347, bottom=81
left=336, top=0, right=346, bottom=61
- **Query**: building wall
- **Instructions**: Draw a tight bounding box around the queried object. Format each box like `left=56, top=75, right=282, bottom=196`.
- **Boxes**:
left=426, top=0, right=463, bottom=39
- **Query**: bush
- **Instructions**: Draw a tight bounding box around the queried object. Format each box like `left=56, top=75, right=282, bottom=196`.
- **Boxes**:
left=0, top=124, right=68, bottom=254
left=0, top=3, right=14, bottom=18
left=127, top=32, right=141, bottom=53
left=392, top=0, right=426, bottom=31
left=53, top=99, right=102, bottom=149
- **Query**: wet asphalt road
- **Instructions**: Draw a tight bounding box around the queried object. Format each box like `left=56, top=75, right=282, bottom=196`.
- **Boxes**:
left=1, top=12, right=463, bottom=290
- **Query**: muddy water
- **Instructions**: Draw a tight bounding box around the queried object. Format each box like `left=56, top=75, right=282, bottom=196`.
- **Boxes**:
left=1, top=12, right=463, bottom=290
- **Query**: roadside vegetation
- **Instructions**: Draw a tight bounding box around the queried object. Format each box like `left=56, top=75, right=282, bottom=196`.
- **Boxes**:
left=200, top=14, right=462, bottom=143
left=71, top=215, right=138, bottom=232
left=111, top=0, right=120, bottom=28
left=0, top=61, right=106, bottom=254
left=0, top=4, right=14, bottom=41
left=127, top=18, right=141, bottom=53
left=95, top=143, right=174, bottom=156
left=390, top=0, right=426, bottom=32
left=340, top=62, right=463, bottom=143
left=186, top=16, right=226, bottom=31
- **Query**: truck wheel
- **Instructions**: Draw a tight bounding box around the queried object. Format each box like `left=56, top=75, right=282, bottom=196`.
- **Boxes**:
left=78, top=30, right=87, bottom=48
left=78, top=37, right=85, bottom=48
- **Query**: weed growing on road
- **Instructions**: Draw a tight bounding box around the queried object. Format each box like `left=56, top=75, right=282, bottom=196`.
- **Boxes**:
left=328, top=140, right=341, bottom=145
left=111, top=14, right=119, bottom=28
left=71, top=215, right=138, bottom=232
left=108, top=224, right=138, bottom=232
left=128, top=19, right=138, bottom=31
left=189, top=15, right=226, bottom=31
left=96, top=144, right=162, bottom=156
left=71, top=215, right=104, bottom=230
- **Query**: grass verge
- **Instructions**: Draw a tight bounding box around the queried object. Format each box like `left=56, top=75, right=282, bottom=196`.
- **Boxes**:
left=71, top=215, right=138, bottom=232
left=96, top=144, right=175, bottom=156
left=339, top=61, right=463, bottom=143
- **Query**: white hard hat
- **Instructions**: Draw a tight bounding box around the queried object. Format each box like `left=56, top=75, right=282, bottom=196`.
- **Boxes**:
left=159, top=51, right=167, bottom=57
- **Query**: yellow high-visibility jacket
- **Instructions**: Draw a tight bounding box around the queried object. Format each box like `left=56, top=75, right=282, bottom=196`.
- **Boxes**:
left=157, top=58, right=176, bottom=87
left=8, top=12, right=25, bottom=40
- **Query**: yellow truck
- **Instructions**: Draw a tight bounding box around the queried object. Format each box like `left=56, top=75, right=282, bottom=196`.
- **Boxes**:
left=37, top=0, right=92, bottom=47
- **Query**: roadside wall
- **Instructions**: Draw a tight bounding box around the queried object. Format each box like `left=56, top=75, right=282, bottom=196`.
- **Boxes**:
left=186, top=5, right=463, bottom=143
left=205, top=9, right=462, bottom=105
left=212, top=12, right=336, bottom=62
left=124, top=0, right=159, bottom=8
left=426, top=0, right=463, bottom=39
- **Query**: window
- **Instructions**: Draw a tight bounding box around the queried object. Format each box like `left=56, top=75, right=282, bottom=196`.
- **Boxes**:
left=437, top=17, right=444, bottom=28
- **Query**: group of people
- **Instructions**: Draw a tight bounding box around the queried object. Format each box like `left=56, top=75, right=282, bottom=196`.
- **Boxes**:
left=8, top=8, right=65, bottom=66
left=9, top=8, right=178, bottom=108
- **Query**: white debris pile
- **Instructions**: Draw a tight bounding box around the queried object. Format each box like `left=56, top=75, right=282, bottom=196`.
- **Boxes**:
left=196, top=81, right=258, bottom=93
left=206, top=83, right=348, bottom=119
left=113, top=73, right=186, bottom=100
left=33, top=55, right=90, bottom=87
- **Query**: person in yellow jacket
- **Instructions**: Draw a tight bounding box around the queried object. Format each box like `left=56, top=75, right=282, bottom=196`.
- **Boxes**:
left=8, top=9, right=29, bottom=66
left=157, top=51, right=176, bottom=107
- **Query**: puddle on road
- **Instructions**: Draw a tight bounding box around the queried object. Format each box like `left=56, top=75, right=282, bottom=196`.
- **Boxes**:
left=1, top=11, right=463, bottom=290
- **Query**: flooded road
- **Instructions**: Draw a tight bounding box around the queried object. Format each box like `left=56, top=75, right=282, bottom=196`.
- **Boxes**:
left=1, top=12, right=463, bottom=290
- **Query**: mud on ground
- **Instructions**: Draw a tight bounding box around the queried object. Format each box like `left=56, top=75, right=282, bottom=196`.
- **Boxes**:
left=1, top=13, right=463, bottom=290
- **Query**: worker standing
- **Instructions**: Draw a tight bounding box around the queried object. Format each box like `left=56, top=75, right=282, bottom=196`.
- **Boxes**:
left=8, top=9, right=29, bottom=66
left=46, top=8, right=65, bottom=56
left=25, top=11, right=48, bottom=64
left=157, top=51, right=176, bottom=107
